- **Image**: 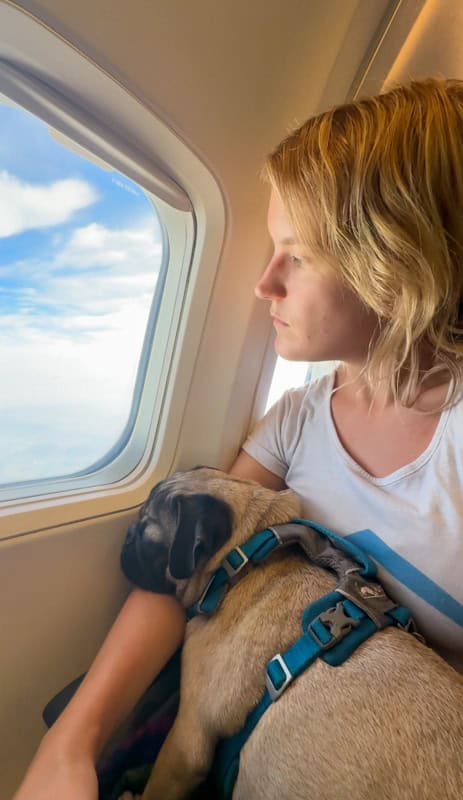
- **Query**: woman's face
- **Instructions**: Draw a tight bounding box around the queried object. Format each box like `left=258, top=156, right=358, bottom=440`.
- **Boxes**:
left=255, top=189, right=378, bottom=366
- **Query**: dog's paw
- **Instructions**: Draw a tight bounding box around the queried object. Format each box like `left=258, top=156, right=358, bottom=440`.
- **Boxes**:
left=118, top=793, right=141, bottom=800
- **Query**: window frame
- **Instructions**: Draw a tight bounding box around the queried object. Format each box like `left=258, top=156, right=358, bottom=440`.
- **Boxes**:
left=0, top=3, right=226, bottom=539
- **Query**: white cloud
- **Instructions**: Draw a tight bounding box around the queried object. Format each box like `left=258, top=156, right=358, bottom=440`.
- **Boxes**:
left=0, top=216, right=161, bottom=407
left=0, top=317, right=144, bottom=409
left=0, top=221, right=162, bottom=283
left=0, top=170, right=98, bottom=238
left=0, top=221, right=162, bottom=344
left=0, top=216, right=164, bottom=480
left=57, top=222, right=162, bottom=271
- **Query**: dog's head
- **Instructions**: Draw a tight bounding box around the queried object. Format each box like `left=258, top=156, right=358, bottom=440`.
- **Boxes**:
left=120, top=466, right=301, bottom=603
left=121, top=467, right=234, bottom=594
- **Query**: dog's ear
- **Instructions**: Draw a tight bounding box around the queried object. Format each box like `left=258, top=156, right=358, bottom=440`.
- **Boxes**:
left=168, top=493, right=233, bottom=580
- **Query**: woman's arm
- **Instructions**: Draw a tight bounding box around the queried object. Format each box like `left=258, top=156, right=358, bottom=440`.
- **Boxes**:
left=13, top=589, right=186, bottom=800
left=14, top=455, right=277, bottom=798
left=229, top=449, right=287, bottom=490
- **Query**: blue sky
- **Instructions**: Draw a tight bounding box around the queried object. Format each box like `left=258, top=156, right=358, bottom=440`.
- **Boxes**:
left=0, top=98, right=163, bottom=485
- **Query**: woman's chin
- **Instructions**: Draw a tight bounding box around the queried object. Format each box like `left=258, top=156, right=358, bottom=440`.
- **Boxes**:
left=274, top=339, right=307, bottom=362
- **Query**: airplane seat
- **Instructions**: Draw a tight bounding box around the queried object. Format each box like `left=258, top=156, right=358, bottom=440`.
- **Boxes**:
left=43, top=650, right=182, bottom=799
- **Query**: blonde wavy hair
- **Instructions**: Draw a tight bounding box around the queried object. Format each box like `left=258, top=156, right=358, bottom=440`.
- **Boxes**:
left=264, top=77, right=463, bottom=408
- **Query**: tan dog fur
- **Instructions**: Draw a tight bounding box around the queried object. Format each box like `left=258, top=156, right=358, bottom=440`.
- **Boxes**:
left=121, top=468, right=463, bottom=800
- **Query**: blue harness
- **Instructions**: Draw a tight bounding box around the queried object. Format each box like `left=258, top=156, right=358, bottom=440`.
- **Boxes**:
left=187, top=519, right=415, bottom=799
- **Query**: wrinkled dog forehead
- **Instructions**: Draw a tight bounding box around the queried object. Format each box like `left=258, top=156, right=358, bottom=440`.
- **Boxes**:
left=141, top=468, right=230, bottom=513
left=157, top=466, right=230, bottom=494
left=138, top=467, right=230, bottom=536
left=138, top=485, right=178, bottom=544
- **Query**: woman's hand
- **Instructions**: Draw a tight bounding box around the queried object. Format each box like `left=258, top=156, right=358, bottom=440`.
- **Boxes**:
left=12, top=590, right=186, bottom=800
left=12, top=729, right=98, bottom=800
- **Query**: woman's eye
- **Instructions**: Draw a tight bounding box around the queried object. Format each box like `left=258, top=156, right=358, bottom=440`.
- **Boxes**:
left=289, top=255, right=303, bottom=266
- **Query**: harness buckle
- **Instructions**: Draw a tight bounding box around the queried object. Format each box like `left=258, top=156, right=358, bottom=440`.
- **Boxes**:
left=222, top=546, right=249, bottom=579
left=193, top=573, right=216, bottom=615
left=397, top=616, right=427, bottom=645
left=265, top=653, right=294, bottom=701
left=308, top=601, right=361, bottom=650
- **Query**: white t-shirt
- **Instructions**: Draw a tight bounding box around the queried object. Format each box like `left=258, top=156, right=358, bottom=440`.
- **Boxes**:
left=243, top=371, right=463, bottom=673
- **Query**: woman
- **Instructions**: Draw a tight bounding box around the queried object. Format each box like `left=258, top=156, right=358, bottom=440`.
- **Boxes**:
left=14, top=77, right=463, bottom=799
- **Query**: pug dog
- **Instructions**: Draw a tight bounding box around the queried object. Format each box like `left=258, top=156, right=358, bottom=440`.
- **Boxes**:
left=120, top=467, right=463, bottom=800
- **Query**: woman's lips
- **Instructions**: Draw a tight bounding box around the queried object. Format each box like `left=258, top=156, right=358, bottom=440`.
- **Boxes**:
left=271, top=315, right=289, bottom=328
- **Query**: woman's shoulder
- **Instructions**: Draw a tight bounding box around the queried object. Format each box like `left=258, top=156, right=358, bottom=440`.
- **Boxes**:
left=279, top=369, right=335, bottom=416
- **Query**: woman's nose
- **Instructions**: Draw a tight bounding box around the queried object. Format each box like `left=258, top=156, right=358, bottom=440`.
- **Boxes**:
left=255, top=259, right=286, bottom=300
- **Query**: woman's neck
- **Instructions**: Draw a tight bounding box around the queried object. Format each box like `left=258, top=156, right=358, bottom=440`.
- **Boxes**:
left=335, top=363, right=450, bottom=414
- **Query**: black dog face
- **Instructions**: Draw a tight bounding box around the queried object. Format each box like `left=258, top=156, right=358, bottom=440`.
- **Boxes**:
left=120, top=469, right=234, bottom=595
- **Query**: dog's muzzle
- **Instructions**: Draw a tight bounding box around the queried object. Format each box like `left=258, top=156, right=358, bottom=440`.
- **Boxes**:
left=120, top=522, right=175, bottom=593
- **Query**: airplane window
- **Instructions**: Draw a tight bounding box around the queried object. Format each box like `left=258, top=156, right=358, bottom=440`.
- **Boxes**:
left=0, top=98, right=167, bottom=486
left=265, top=357, right=338, bottom=412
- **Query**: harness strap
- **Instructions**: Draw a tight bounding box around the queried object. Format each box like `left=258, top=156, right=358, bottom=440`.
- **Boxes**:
left=290, top=518, right=377, bottom=578
left=215, top=592, right=412, bottom=799
left=187, top=527, right=281, bottom=618
left=184, top=519, right=416, bottom=798
left=187, top=518, right=379, bottom=620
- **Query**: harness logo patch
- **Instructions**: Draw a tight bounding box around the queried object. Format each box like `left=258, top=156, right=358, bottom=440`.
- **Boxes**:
left=360, top=583, right=386, bottom=599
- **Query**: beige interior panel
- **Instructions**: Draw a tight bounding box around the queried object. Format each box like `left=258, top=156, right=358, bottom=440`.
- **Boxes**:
left=387, top=0, right=463, bottom=83
left=0, top=514, right=132, bottom=793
